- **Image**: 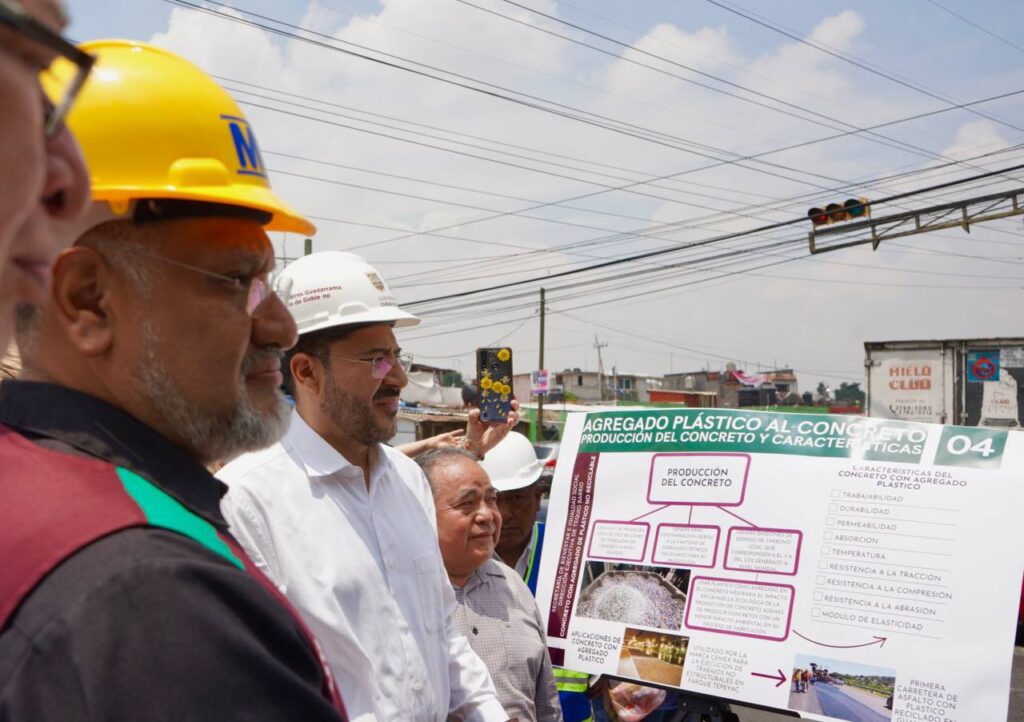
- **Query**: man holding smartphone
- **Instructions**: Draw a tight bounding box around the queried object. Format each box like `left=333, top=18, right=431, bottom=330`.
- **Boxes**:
left=220, top=251, right=519, bottom=722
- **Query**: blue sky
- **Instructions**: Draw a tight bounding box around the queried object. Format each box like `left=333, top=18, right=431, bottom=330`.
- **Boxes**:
left=68, top=0, right=1024, bottom=93
left=60, top=1, right=1024, bottom=384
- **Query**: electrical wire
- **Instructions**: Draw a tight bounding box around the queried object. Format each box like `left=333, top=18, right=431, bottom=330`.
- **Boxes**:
left=923, top=0, right=1024, bottom=56
left=703, top=0, right=1024, bottom=134
left=403, top=161, right=1024, bottom=306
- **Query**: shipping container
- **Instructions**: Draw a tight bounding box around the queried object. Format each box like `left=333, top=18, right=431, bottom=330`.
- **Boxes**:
left=864, top=338, right=1024, bottom=428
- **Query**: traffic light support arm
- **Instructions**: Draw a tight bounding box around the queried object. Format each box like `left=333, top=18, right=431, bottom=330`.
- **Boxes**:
left=808, top=187, right=1024, bottom=254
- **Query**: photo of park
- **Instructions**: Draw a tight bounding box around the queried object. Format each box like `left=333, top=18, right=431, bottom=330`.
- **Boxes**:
left=788, top=654, right=896, bottom=722
left=617, top=627, right=689, bottom=687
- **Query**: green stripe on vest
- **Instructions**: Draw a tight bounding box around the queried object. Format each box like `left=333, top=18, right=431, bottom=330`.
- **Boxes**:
left=554, top=667, right=590, bottom=692
left=117, top=467, right=244, bottom=570
left=556, top=681, right=589, bottom=692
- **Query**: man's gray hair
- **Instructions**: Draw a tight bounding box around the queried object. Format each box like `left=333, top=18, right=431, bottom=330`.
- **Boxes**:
left=416, top=446, right=480, bottom=495
left=83, top=221, right=157, bottom=292
left=15, top=221, right=156, bottom=354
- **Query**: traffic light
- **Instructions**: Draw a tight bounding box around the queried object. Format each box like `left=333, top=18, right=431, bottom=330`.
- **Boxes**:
left=807, top=198, right=870, bottom=227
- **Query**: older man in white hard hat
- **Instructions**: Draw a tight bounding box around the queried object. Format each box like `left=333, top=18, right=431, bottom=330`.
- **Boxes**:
left=219, top=251, right=516, bottom=722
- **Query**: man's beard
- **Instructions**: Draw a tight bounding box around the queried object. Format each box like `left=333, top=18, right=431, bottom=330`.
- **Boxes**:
left=133, top=324, right=291, bottom=465
left=321, top=368, right=398, bottom=445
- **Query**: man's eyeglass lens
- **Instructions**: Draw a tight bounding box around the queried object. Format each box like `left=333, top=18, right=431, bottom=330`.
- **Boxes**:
left=246, top=277, right=278, bottom=316
left=41, top=56, right=94, bottom=137
left=370, top=355, right=413, bottom=379
left=0, top=0, right=96, bottom=137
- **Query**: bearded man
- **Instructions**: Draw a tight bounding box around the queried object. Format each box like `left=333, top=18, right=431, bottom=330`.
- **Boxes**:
left=1, top=41, right=347, bottom=720
left=220, top=251, right=518, bottom=722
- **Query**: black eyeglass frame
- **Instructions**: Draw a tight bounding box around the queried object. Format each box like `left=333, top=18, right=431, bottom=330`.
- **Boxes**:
left=0, top=0, right=95, bottom=137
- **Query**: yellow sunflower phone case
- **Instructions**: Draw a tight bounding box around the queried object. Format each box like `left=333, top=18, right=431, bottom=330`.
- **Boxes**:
left=476, top=347, right=513, bottom=422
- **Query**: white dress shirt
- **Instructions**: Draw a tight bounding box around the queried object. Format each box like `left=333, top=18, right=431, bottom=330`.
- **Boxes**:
left=513, top=545, right=530, bottom=578
left=219, top=410, right=506, bottom=722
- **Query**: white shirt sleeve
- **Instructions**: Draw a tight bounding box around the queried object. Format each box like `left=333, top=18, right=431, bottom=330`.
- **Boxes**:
left=442, top=572, right=509, bottom=722
left=221, top=485, right=281, bottom=584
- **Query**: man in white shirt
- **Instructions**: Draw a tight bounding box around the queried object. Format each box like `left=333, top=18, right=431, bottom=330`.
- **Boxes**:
left=219, top=251, right=511, bottom=722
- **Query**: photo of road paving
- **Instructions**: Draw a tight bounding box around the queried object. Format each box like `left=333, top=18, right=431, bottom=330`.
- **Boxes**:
left=789, top=681, right=891, bottom=722
left=788, top=655, right=893, bottom=722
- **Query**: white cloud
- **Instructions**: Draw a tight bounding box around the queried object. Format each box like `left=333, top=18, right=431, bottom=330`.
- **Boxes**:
left=143, top=1, right=1023, bottom=384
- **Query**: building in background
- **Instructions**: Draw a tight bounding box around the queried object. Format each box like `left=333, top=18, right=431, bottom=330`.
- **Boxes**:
left=664, top=363, right=800, bottom=408
left=513, top=369, right=663, bottom=404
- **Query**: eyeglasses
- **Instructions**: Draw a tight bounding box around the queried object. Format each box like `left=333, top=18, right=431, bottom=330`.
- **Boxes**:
left=112, top=246, right=279, bottom=316
left=0, top=0, right=95, bottom=138
left=323, top=353, right=413, bottom=379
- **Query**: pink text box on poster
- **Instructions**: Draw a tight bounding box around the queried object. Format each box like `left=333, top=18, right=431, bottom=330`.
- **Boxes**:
left=647, top=453, right=750, bottom=507
left=685, top=576, right=794, bottom=641
left=724, top=527, right=803, bottom=576
left=652, top=524, right=721, bottom=568
left=586, top=521, right=650, bottom=562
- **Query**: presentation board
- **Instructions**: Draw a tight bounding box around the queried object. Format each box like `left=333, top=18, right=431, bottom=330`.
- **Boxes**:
left=535, top=408, right=1023, bottom=722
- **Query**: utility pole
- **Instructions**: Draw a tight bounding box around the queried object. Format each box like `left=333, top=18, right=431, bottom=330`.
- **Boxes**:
left=537, top=288, right=545, bottom=442
left=277, top=237, right=314, bottom=268
left=594, top=335, right=608, bottom=402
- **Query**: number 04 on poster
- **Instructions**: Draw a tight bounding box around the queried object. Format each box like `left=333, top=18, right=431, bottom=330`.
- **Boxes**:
left=535, top=408, right=1023, bottom=722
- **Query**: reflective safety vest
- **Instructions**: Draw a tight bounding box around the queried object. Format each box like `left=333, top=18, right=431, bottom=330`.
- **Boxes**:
left=524, top=522, right=592, bottom=722
left=523, top=521, right=544, bottom=595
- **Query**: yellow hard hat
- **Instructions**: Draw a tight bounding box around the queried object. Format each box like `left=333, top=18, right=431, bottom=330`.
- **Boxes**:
left=51, top=39, right=314, bottom=235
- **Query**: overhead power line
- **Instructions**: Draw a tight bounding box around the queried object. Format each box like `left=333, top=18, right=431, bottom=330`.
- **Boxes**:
left=404, top=161, right=1024, bottom=306
left=383, top=141, right=1024, bottom=284
left=167, top=0, right=1024, bottom=294
left=233, top=74, right=1024, bottom=261
left=169, top=0, right=1023, bottom=208
left=165, top=0, right=856, bottom=189
left=923, top=0, right=1024, bottom=56
left=703, top=0, right=1024, bottom=134
left=477, top=0, right=973, bottom=163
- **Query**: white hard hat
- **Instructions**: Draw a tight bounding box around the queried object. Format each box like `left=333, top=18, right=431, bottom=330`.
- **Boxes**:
left=275, top=251, right=420, bottom=336
left=481, top=432, right=543, bottom=492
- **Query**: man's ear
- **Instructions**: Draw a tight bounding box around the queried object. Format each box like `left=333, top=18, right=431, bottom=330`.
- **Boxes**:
left=50, top=247, right=115, bottom=356
left=290, top=352, right=323, bottom=395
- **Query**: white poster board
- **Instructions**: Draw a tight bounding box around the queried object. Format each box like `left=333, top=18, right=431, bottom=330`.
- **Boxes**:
left=535, top=408, right=1023, bottom=722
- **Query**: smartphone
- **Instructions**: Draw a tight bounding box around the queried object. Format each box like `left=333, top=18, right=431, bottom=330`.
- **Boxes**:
left=477, top=347, right=513, bottom=423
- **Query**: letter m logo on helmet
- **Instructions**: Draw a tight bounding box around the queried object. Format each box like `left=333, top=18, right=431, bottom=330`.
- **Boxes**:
left=222, top=115, right=267, bottom=178
left=55, top=40, right=314, bottom=234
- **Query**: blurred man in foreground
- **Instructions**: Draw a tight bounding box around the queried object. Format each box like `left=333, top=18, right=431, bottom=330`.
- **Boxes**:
left=0, top=0, right=91, bottom=348
left=419, top=447, right=562, bottom=722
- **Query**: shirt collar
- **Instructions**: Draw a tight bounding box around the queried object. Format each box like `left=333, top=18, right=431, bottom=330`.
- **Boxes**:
left=0, top=380, right=228, bottom=527
left=461, top=558, right=506, bottom=593
left=285, top=408, right=387, bottom=482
